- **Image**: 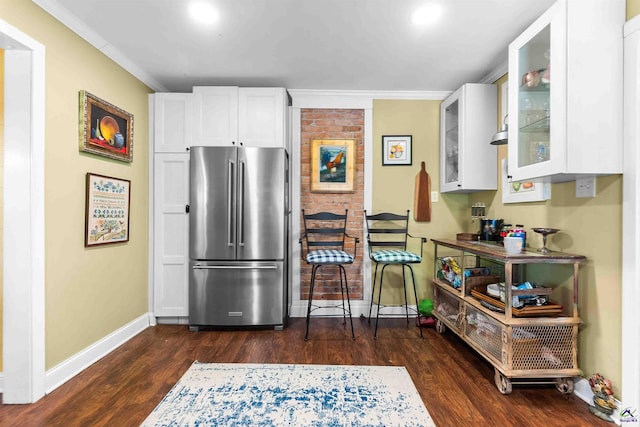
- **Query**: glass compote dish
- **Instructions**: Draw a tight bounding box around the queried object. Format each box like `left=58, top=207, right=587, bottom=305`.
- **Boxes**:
left=532, top=228, right=559, bottom=254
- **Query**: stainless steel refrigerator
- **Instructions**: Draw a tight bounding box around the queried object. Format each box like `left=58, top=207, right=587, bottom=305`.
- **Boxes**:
left=188, top=146, right=289, bottom=330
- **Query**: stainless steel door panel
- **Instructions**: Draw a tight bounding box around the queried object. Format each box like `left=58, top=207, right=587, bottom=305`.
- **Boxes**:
left=238, top=147, right=285, bottom=260
left=189, top=261, right=284, bottom=326
left=189, top=146, right=237, bottom=260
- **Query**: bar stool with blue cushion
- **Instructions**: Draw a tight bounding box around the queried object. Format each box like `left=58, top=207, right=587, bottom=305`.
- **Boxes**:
left=300, top=209, right=359, bottom=341
left=364, top=210, right=426, bottom=339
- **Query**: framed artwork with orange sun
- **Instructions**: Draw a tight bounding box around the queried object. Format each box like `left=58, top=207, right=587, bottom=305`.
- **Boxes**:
left=79, top=90, right=134, bottom=162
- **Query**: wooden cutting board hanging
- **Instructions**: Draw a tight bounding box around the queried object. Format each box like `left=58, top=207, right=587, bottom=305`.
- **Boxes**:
left=414, top=161, right=431, bottom=221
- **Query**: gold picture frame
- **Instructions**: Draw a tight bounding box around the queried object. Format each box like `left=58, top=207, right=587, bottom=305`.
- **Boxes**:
left=79, top=90, right=134, bottom=162
left=310, top=139, right=355, bottom=193
left=85, top=173, right=131, bottom=247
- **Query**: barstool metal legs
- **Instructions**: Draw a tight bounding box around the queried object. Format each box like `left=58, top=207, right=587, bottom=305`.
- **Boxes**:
left=305, top=265, right=319, bottom=341
left=369, top=263, right=424, bottom=339
left=305, top=264, right=355, bottom=341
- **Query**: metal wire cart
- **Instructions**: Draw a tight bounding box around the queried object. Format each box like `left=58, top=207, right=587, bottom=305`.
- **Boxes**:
left=431, top=238, right=585, bottom=394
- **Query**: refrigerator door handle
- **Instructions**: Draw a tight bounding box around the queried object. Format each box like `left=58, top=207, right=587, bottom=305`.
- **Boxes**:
left=227, top=159, right=235, bottom=247
left=238, top=160, right=245, bottom=247
left=192, top=265, right=278, bottom=270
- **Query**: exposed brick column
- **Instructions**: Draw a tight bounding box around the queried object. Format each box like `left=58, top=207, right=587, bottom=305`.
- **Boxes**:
left=299, top=109, right=365, bottom=301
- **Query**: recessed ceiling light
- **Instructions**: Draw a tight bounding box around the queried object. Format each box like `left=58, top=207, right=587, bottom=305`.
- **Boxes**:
left=412, top=3, right=443, bottom=26
left=189, top=1, right=219, bottom=25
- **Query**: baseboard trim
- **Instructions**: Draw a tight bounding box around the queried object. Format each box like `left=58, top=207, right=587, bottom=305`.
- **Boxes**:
left=44, top=312, right=152, bottom=394
left=155, top=316, right=190, bottom=325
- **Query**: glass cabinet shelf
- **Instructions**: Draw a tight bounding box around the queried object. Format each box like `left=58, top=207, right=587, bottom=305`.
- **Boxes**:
left=519, top=116, right=550, bottom=132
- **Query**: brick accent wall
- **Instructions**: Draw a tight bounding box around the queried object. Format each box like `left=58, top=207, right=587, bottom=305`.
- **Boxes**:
left=300, top=109, right=364, bottom=301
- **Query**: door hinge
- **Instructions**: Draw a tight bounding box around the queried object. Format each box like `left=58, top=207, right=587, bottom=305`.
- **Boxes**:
left=185, top=205, right=190, bottom=213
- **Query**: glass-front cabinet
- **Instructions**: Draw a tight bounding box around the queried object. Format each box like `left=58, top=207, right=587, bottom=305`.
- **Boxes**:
left=440, top=83, right=497, bottom=193
left=514, top=24, right=552, bottom=170
left=507, top=0, right=623, bottom=183
left=442, top=97, right=459, bottom=188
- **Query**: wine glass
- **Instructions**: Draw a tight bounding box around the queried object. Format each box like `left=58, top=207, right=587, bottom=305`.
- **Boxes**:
left=532, top=228, right=560, bottom=254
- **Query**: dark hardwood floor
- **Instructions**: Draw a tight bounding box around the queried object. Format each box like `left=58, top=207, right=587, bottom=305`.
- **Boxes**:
left=0, top=317, right=608, bottom=426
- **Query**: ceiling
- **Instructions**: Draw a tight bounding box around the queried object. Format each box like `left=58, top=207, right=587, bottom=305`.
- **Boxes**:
left=34, top=0, right=557, bottom=93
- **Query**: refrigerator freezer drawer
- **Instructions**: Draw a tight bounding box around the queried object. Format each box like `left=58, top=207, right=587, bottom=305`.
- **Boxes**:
left=189, top=261, right=285, bottom=327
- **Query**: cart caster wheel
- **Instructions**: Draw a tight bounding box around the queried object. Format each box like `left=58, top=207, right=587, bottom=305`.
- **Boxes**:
left=494, top=369, right=512, bottom=394
left=555, top=377, right=574, bottom=394
left=435, top=319, right=446, bottom=334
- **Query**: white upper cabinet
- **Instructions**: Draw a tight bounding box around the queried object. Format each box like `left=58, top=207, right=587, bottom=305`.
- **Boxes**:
left=191, top=86, right=239, bottom=147
left=152, top=93, right=192, bottom=153
left=440, top=83, right=497, bottom=193
left=508, top=0, right=624, bottom=182
left=238, top=88, right=287, bottom=147
left=192, top=86, right=287, bottom=148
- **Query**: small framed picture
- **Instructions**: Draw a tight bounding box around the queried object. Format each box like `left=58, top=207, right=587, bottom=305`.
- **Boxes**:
left=382, top=135, right=412, bottom=166
left=501, top=159, right=551, bottom=203
left=85, top=173, right=131, bottom=247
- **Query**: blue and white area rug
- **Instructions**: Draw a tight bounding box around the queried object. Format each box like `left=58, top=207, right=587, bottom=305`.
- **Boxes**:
left=141, top=362, right=435, bottom=426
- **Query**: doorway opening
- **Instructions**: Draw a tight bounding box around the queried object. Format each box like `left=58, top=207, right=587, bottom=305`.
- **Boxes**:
left=0, top=19, right=46, bottom=404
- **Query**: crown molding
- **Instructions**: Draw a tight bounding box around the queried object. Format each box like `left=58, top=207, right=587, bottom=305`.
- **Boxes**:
left=288, top=89, right=451, bottom=109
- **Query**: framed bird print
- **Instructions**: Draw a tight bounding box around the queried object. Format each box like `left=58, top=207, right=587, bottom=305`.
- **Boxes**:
left=310, top=139, right=355, bottom=193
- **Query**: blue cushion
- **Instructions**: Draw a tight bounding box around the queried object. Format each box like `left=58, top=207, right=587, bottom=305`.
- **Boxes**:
left=307, top=249, right=354, bottom=264
left=371, top=249, right=421, bottom=264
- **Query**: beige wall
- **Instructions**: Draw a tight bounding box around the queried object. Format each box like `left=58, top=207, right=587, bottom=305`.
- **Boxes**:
left=629, top=0, right=640, bottom=19
left=469, top=75, right=623, bottom=395
left=372, top=100, right=470, bottom=304
left=1, top=0, right=151, bottom=369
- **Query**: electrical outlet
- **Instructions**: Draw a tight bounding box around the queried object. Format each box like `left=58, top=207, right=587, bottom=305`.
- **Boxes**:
left=576, top=176, right=596, bottom=198
left=431, top=191, right=439, bottom=202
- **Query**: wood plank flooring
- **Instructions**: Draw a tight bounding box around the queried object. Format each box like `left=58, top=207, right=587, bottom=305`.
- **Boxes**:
left=0, top=317, right=609, bottom=426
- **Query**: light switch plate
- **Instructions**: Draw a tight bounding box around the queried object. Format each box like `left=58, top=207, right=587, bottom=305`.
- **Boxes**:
left=576, top=176, right=596, bottom=198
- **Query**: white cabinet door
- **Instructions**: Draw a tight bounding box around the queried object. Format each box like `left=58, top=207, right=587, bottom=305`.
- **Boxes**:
left=508, top=0, right=623, bottom=182
left=191, top=86, right=238, bottom=146
left=191, top=86, right=287, bottom=148
left=153, top=153, right=190, bottom=317
left=153, top=93, right=192, bottom=153
left=238, top=87, right=287, bottom=147
left=440, top=83, right=497, bottom=193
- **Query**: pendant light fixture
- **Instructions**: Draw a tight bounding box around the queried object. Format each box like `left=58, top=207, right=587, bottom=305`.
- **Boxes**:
left=490, top=115, right=509, bottom=145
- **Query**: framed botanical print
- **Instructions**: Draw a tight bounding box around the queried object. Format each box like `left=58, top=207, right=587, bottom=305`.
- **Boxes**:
left=502, top=159, right=551, bottom=203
